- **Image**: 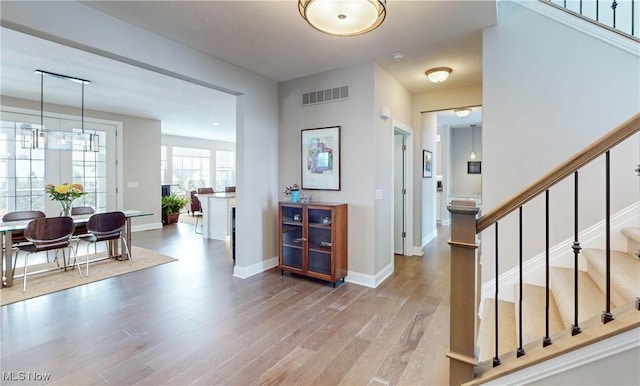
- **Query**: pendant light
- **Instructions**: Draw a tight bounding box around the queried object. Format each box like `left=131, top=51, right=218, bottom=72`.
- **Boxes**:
left=469, top=124, right=477, bottom=160
left=22, top=70, right=98, bottom=152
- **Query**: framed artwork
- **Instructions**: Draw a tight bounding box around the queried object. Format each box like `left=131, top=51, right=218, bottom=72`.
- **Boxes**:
left=301, top=126, right=341, bottom=190
left=468, top=161, right=482, bottom=174
left=423, top=150, right=433, bottom=178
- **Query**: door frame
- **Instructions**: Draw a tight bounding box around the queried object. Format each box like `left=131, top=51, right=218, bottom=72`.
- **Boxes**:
left=391, top=120, right=414, bottom=256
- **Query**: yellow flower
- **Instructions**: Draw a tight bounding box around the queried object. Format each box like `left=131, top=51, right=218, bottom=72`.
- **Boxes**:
left=55, top=184, right=69, bottom=194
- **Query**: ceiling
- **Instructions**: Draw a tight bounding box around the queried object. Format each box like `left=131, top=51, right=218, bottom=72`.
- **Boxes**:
left=1, top=1, right=496, bottom=142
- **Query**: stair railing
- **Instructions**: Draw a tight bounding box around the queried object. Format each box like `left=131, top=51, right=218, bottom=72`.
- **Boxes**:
left=541, top=0, right=640, bottom=40
left=447, top=112, right=640, bottom=385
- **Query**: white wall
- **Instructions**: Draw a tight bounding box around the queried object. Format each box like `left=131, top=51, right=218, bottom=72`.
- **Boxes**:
left=279, top=62, right=377, bottom=279
left=450, top=127, right=482, bottom=197
left=413, top=86, right=483, bottom=243
left=279, top=62, right=412, bottom=285
left=373, top=65, right=413, bottom=267
left=481, top=0, right=640, bottom=281
left=1, top=1, right=279, bottom=274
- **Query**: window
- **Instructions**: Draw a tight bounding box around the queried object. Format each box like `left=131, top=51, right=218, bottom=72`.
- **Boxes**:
left=215, top=150, right=235, bottom=191
left=0, top=109, right=116, bottom=216
left=172, top=146, right=211, bottom=191
left=161, top=145, right=167, bottom=185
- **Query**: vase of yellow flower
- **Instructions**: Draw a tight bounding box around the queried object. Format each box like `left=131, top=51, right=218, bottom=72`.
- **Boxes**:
left=45, top=183, right=87, bottom=216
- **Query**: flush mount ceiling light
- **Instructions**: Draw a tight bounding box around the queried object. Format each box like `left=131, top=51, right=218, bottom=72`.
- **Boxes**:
left=455, top=108, right=471, bottom=118
left=425, top=67, right=452, bottom=83
left=298, top=0, right=386, bottom=37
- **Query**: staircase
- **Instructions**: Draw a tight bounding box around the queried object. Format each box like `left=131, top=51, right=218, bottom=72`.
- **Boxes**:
left=446, top=113, right=640, bottom=385
left=476, top=226, right=640, bottom=365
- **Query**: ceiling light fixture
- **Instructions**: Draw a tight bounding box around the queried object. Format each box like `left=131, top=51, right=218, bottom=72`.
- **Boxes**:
left=425, top=67, right=452, bottom=83
left=298, top=0, right=386, bottom=37
left=22, top=70, right=98, bottom=152
left=392, top=52, right=405, bottom=62
left=455, top=108, right=471, bottom=118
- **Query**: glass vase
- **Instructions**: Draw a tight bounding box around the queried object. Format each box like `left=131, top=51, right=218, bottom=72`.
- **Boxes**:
left=59, top=199, right=74, bottom=216
left=290, top=190, right=300, bottom=203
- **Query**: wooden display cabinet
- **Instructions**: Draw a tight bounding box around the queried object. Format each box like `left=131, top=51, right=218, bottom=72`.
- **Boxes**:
left=278, top=202, right=347, bottom=286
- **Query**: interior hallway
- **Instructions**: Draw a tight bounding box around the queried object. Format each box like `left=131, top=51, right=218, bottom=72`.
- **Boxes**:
left=1, top=222, right=451, bottom=385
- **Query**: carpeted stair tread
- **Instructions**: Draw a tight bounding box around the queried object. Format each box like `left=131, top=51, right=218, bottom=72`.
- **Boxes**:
left=583, top=248, right=640, bottom=304
left=550, top=267, right=607, bottom=327
left=477, top=298, right=517, bottom=363
left=621, top=227, right=640, bottom=257
left=514, top=283, right=566, bottom=346
left=621, top=227, right=640, bottom=243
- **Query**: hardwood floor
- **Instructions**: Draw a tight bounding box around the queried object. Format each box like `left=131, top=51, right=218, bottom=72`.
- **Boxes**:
left=1, top=222, right=451, bottom=385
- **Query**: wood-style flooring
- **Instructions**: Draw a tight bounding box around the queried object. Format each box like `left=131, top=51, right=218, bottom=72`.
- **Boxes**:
left=1, top=221, right=451, bottom=385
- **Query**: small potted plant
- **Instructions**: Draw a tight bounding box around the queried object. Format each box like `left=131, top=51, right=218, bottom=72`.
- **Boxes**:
left=161, top=193, right=190, bottom=225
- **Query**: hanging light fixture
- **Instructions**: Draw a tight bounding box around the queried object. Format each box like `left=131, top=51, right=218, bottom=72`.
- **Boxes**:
left=425, top=67, right=452, bottom=83
left=298, top=0, right=386, bottom=37
left=469, top=124, right=477, bottom=160
left=22, top=70, right=98, bottom=152
left=455, top=108, right=471, bottom=118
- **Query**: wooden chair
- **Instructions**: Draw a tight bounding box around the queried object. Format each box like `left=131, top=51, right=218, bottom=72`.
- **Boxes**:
left=15, top=216, right=79, bottom=292
left=79, top=211, right=131, bottom=276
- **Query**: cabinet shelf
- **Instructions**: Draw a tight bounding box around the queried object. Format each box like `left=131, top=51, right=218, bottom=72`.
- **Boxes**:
left=278, top=202, right=347, bottom=287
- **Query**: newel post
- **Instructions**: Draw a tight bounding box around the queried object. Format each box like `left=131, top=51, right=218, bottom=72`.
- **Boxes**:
left=446, top=199, right=480, bottom=385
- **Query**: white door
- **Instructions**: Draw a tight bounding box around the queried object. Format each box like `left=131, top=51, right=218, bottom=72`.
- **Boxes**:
left=393, top=132, right=406, bottom=254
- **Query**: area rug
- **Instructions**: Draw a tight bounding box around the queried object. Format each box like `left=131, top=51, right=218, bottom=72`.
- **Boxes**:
left=178, top=212, right=200, bottom=225
left=1, top=246, right=177, bottom=306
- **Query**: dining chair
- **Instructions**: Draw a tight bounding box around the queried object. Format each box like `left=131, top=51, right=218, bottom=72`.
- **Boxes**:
left=70, top=206, right=95, bottom=242
left=2, top=210, right=47, bottom=276
left=79, top=211, right=131, bottom=276
left=15, top=216, right=79, bottom=292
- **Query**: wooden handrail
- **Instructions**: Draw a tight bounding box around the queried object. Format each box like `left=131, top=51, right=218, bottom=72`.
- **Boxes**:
left=477, top=113, right=640, bottom=233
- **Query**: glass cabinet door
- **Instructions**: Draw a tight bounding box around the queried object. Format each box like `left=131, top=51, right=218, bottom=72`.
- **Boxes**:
left=307, top=208, right=332, bottom=276
left=280, top=205, right=304, bottom=270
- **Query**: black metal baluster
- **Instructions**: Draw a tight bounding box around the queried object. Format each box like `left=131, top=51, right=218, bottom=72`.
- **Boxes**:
left=612, top=0, right=618, bottom=29
left=580, top=0, right=584, bottom=15
left=596, top=0, right=600, bottom=21
left=493, top=222, right=501, bottom=367
left=572, top=171, right=582, bottom=336
left=632, top=0, right=635, bottom=36
left=543, top=189, right=553, bottom=347
left=517, top=207, right=526, bottom=357
left=602, top=151, right=615, bottom=324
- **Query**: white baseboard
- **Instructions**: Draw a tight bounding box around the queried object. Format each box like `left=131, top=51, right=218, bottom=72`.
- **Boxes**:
left=233, top=256, right=278, bottom=279
left=421, top=229, right=438, bottom=250
left=481, top=201, right=639, bottom=303
left=485, top=328, right=640, bottom=385
left=345, top=262, right=393, bottom=288
left=412, top=246, right=424, bottom=256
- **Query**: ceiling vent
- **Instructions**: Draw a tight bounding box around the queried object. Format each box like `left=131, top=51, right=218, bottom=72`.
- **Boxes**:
left=302, top=85, right=349, bottom=106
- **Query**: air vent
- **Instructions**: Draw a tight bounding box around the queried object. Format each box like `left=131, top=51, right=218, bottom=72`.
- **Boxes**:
left=302, top=85, right=349, bottom=106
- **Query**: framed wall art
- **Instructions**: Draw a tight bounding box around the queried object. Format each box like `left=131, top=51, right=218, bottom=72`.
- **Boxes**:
left=468, top=161, right=481, bottom=174
left=423, top=150, right=433, bottom=178
left=301, top=126, right=341, bottom=190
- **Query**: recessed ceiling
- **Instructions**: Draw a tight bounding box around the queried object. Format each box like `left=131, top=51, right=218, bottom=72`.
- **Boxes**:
left=1, top=1, right=497, bottom=142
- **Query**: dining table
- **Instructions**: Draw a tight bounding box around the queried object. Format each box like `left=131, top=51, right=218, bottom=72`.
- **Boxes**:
left=1, top=209, right=152, bottom=288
